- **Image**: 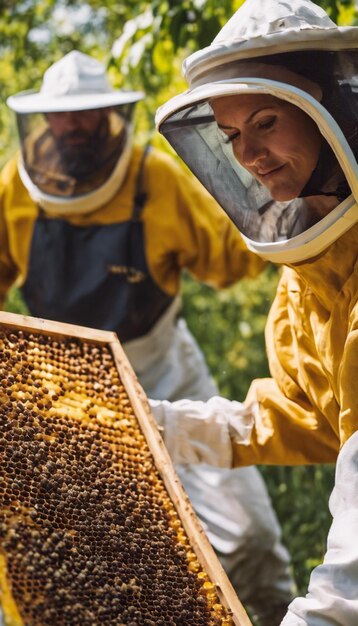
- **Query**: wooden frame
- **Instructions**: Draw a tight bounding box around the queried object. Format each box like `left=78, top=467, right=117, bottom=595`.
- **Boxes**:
left=0, top=311, right=252, bottom=626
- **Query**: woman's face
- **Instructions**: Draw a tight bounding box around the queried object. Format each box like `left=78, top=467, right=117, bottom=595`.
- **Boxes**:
left=211, top=93, right=322, bottom=202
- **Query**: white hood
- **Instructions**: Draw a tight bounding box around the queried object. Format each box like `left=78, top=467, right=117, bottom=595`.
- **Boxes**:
left=8, top=51, right=142, bottom=214
left=7, top=50, right=144, bottom=113
left=184, top=0, right=357, bottom=87
left=156, top=0, right=358, bottom=264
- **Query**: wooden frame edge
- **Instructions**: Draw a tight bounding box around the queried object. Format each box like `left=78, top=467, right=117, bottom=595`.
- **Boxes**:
left=0, top=311, right=116, bottom=344
left=110, top=338, right=253, bottom=626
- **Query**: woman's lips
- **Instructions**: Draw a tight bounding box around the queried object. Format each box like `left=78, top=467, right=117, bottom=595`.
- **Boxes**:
left=257, top=164, right=285, bottom=179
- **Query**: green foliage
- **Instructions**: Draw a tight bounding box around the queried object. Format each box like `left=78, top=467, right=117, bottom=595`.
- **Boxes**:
left=260, top=464, right=335, bottom=594
left=316, top=0, right=357, bottom=22
left=4, top=285, right=29, bottom=315
left=110, top=0, right=240, bottom=93
left=182, top=264, right=278, bottom=400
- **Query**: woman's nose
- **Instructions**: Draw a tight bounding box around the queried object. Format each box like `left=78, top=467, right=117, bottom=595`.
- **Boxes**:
left=239, top=137, right=268, bottom=167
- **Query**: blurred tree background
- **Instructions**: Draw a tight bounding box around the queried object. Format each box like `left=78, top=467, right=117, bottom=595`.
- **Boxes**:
left=1, top=0, right=356, bottom=599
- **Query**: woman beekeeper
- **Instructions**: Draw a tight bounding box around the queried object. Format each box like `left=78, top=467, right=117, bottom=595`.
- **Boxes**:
left=153, top=0, right=358, bottom=624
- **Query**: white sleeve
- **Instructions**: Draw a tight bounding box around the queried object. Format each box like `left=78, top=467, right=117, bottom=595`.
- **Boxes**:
left=281, top=430, right=358, bottom=626
left=149, top=396, right=255, bottom=467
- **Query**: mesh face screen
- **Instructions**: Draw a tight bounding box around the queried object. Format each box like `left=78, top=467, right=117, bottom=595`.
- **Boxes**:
left=159, top=51, right=358, bottom=248
left=17, top=107, right=130, bottom=199
left=0, top=327, right=234, bottom=626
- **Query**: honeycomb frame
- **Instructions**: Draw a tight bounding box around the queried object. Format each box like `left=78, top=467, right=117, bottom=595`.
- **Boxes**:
left=0, top=311, right=252, bottom=626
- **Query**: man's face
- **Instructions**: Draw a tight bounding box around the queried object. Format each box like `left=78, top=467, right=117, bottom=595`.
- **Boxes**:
left=211, top=93, right=322, bottom=202
left=47, top=109, right=106, bottom=144
left=46, top=108, right=110, bottom=178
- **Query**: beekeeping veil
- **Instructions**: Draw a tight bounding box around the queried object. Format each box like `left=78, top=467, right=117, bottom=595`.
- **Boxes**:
left=7, top=51, right=144, bottom=215
left=156, top=0, right=358, bottom=263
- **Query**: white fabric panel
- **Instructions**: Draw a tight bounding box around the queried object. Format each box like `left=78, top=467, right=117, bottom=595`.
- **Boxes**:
left=281, top=431, right=358, bottom=626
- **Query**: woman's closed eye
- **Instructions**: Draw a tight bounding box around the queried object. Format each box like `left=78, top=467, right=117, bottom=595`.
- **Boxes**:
left=222, top=116, right=276, bottom=144
left=257, top=116, right=276, bottom=130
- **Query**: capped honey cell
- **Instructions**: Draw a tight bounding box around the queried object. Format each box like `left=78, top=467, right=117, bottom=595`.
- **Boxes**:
left=0, top=318, right=248, bottom=626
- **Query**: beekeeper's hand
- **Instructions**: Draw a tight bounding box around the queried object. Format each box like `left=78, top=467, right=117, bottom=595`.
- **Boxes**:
left=149, top=396, right=257, bottom=467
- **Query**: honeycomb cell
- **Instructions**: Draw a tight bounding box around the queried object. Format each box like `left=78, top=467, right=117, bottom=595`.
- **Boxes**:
left=0, top=326, right=236, bottom=626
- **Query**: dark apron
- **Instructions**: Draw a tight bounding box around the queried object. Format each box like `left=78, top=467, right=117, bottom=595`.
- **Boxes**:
left=22, top=147, right=173, bottom=343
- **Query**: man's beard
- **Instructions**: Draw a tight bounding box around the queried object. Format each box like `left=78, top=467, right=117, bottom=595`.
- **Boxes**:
left=56, top=119, right=110, bottom=180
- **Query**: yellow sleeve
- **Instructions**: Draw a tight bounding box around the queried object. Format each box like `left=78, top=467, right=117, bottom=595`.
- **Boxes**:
left=0, top=169, right=18, bottom=308
left=146, top=150, right=266, bottom=291
left=235, top=377, right=339, bottom=466
left=233, top=272, right=340, bottom=466
left=338, top=305, right=358, bottom=446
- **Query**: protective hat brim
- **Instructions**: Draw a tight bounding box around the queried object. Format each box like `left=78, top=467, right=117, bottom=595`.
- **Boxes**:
left=184, top=26, right=358, bottom=87
left=7, top=90, right=145, bottom=113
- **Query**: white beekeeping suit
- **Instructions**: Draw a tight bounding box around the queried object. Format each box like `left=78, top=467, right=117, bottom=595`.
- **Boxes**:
left=154, top=0, right=358, bottom=624
left=281, top=430, right=358, bottom=625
